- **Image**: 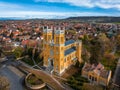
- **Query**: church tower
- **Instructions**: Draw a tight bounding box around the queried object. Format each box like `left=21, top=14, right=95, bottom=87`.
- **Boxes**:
left=53, top=27, right=65, bottom=74
left=43, top=26, right=52, bottom=67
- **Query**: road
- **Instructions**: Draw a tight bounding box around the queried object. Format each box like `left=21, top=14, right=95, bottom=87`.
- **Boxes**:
left=18, top=64, right=66, bottom=90
left=0, top=58, right=25, bottom=90
left=112, top=58, right=120, bottom=90
left=0, top=55, right=69, bottom=90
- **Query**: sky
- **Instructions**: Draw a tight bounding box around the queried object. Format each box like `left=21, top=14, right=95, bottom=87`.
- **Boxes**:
left=0, top=0, right=120, bottom=19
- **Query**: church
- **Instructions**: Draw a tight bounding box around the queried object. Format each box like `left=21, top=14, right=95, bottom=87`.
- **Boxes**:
left=43, top=26, right=82, bottom=75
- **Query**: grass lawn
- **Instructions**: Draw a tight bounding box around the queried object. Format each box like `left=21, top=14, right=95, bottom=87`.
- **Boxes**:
left=82, top=83, right=104, bottom=90
left=67, top=73, right=89, bottom=90
left=21, top=55, right=43, bottom=66
left=113, top=22, right=120, bottom=24
left=32, top=56, right=43, bottom=65
left=62, top=66, right=80, bottom=79
left=4, top=51, right=13, bottom=56
left=115, top=51, right=120, bottom=57
left=34, top=58, right=42, bottom=64
left=27, top=74, right=44, bottom=85
left=21, top=57, right=34, bottom=66
left=65, top=63, right=89, bottom=90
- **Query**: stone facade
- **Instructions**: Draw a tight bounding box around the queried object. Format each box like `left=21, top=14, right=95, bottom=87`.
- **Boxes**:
left=43, top=26, right=82, bottom=75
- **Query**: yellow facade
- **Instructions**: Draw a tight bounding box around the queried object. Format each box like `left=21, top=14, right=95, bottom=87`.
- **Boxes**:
left=43, top=26, right=82, bottom=75
left=82, top=63, right=112, bottom=86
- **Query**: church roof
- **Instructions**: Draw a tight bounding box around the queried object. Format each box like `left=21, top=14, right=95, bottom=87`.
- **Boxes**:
left=65, top=47, right=76, bottom=56
left=65, top=40, right=75, bottom=46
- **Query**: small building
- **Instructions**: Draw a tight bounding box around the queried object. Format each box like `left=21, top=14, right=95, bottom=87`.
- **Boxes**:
left=43, top=26, right=82, bottom=75
left=82, top=63, right=112, bottom=86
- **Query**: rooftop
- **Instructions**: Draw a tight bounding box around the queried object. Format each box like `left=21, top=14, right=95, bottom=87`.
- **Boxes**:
left=65, top=40, right=75, bottom=46
left=82, top=63, right=111, bottom=79
left=100, top=70, right=110, bottom=78
left=65, top=47, right=76, bottom=56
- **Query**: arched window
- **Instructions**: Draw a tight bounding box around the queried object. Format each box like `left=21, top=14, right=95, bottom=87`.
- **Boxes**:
left=64, top=58, right=66, bottom=62
left=89, top=75, right=91, bottom=80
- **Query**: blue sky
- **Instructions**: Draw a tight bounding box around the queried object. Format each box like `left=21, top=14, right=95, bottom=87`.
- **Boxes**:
left=0, top=0, right=120, bottom=18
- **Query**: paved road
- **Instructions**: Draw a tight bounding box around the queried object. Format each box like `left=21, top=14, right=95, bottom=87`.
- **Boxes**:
left=0, top=56, right=69, bottom=90
left=18, top=64, right=66, bottom=90
left=112, top=58, right=120, bottom=89
left=0, top=58, right=25, bottom=90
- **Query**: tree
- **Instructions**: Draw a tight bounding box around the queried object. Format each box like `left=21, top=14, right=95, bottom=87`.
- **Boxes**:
left=83, top=35, right=89, bottom=45
left=116, top=35, right=120, bottom=52
left=90, top=38, right=102, bottom=64
left=27, top=48, right=33, bottom=58
left=0, top=48, right=2, bottom=57
left=15, top=38, right=20, bottom=42
left=0, top=76, right=10, bottom=90
left=103, top=53, right=116, bottom=68
left=98, top=33, right=113, bottom=54
left=10, top=32, right=14, bottom=38
left=82, top=47, right=91, bottom=63
left=13, top=47, right=23, bottom=58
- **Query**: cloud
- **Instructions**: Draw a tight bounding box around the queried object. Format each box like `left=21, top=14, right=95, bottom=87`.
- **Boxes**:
left=34, top=0, right=120, bottom=9
left=0, top=1, right=119, bottom=18
left=0, top=2, right=22, bottom=9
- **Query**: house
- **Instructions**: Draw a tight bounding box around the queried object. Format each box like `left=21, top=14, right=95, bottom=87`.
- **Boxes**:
left=82, top=63, right=112, bottom=86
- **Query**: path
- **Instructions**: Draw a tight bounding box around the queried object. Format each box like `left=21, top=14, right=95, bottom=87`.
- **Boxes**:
left=112, top=58, right=120, bottom=89
left=18, top=64, right=66, bottom=90
left=0, top=64, right=25, bottom=90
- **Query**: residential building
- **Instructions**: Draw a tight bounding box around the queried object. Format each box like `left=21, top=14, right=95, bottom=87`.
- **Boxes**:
left=82, top=63, right=112, bottom=86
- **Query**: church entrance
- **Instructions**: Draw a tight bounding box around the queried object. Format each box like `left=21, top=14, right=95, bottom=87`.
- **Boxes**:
left=50, top=59, right=53, bottom=66
left=48, top=58, right=54, bottom=67
left=47, top=58, right=54, bottom=73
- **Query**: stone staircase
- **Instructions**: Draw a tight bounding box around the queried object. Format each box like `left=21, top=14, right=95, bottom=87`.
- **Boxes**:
left=46, top=65, right=53, bottom=74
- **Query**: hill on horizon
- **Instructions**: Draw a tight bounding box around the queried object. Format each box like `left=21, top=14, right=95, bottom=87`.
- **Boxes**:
left=66, top=16, right=120, bottom=23
left=0, top=16, right=120, bottom=23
